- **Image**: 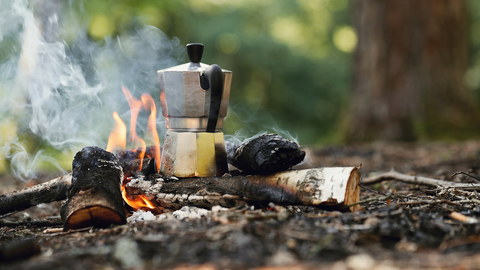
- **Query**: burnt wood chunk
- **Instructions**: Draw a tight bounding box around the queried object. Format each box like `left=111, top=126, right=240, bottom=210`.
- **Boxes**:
left=227, top=134, right=306, bottom=174
left=60, top=146, right=126, bottom=231
left=115, top=146, right=158, bottom=176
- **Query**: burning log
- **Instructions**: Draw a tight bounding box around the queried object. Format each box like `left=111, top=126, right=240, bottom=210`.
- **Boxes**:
left=59, top=146, right=126, bottom=231
left=0, top=167, right=360, bottom=215
left=125, top=167, right=361, bottom=211
left=226, top=134, right=306, bottom=174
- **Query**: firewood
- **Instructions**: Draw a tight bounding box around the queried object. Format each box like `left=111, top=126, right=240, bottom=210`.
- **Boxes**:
left=0, top=174, right=71, bottom=216
left=127, top=167, right=361, bottom=211
left=115, top=146, right=158, bottom=176
left=226, top=134, right=306, bottom=174
left=59, top=146, right=126, bottom=231
left=0, top=167, right=360, bottom=215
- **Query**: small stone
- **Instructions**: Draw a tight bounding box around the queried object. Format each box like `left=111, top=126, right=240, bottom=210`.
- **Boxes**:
left=266, top=250, right=297, bottom=266
left=346, top=253, right=375, bottom=270
left=113, top=237, right=144, bottom=269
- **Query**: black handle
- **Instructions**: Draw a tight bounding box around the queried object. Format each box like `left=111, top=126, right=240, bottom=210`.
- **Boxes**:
left=205, top=64, right=224, bottom=133
left=187, top=43, right=204, bottom=63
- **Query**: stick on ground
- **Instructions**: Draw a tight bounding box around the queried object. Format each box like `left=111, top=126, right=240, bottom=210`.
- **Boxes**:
left=0, top=174, right=72, bottom=216
left=362, top=170, right=480, bottom=190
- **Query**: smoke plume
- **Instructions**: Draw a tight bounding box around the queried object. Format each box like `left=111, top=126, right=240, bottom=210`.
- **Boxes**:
left=0, top=0, right=182, bottom=182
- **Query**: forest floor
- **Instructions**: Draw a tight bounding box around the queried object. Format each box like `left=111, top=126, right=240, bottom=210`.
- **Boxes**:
left=2, top=140, right=480, bottom=269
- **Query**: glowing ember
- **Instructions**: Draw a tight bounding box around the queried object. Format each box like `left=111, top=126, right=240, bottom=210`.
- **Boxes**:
left=121, top=181, right=158, bottom=211
left=106, top=86, right=162, bottom=212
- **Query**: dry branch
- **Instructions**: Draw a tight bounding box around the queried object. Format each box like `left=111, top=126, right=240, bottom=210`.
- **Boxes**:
left=0, top=174, right=72, bottom=216
left=361, top=170, right=480, bottom=190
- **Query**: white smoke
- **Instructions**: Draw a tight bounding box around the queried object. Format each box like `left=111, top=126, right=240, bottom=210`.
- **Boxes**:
left=0, top=0, right=182, bottom=182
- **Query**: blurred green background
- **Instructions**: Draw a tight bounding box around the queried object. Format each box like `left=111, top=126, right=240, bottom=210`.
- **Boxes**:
left=1, top=0, right=480, bottom=176
left=81, top=0, right=354, bottom=145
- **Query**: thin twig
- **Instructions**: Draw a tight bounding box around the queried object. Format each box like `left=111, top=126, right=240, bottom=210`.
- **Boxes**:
left=397, top=200, right=460, bottom=206
left=345, top=194, right=393, bottom=208
left=359, top=183, right=385, bottom=195
left=451, top=171, right=480, bottom=183
left=40, top=226, right=93, bottom=237
left=362, top=170, right=480, bottom=190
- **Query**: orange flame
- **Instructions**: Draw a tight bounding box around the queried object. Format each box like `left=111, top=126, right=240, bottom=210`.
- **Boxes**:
left=122, top=86, right=146, bottom=168
left=141, top=94, right=161, bottom=173
left=106, top=112, right=127, bottom=152
left=121, top=182, right=159, bottom=211
left=106, top=86, right=162, bottom=212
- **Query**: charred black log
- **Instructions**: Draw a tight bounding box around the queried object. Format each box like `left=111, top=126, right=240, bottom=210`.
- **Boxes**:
left=119, top=158, right=155, bottom=177
left=227, top=134, right=306, bottom=174
left=0, top=174, right=71, bottom=216
left=60, top=146, right=126, bottom=231
left=115, top=146, right=158, bottom=177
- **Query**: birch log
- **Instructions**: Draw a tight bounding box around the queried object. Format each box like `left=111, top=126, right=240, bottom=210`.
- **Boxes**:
left=126, top=167, right=361, bottom=212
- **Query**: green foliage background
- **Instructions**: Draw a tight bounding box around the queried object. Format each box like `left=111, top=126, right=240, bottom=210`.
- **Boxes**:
left=2, top=0, right=480, bottom=175
left=81, top=0, right=354, bottom=145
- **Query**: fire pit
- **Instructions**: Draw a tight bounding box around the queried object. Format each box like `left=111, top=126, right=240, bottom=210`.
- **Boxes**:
left=0, top=43, right=365, bottom=268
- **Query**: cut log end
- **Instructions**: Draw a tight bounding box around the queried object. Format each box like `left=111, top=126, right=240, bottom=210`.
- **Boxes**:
left=62, top=187, right=126, bottom=231
left=64, top=206, right=125, bottom=231
left=344, top=169, right=361, bottom=211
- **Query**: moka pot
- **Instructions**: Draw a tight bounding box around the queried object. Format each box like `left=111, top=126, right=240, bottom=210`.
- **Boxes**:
left=157, top=43, right=232, bottom=177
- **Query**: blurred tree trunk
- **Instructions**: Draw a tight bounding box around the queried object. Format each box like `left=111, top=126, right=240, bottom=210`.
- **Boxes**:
left=346, top=0, right=480, bottom=142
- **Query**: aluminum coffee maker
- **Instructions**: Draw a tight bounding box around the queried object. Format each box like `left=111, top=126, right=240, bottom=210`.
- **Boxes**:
left=158, top=43, right=232, bottom=177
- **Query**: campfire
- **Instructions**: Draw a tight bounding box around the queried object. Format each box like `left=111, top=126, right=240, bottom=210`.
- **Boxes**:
left=0, top=44, right=362, bottom=233
left=106, top=86, right=161, bottom=212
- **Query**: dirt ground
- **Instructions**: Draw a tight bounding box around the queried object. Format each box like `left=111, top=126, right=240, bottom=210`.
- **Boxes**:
left=2, top=141, right=480, bottom=269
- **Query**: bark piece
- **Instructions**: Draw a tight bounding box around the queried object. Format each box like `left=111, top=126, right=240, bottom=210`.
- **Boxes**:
left=227, top=134, right=306, bottom=174
left=60, top=146, right=126, bottom=231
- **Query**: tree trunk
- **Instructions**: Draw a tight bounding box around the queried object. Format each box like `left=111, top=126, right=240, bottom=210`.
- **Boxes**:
left=346, top=0, right=480, bottom=142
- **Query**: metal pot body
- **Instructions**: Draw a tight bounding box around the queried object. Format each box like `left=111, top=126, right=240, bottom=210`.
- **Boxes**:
left=158, top=63, right=232, bottom=131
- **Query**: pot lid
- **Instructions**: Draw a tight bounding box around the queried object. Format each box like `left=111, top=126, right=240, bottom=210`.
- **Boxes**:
left=158, top=43, right=231, bottom=73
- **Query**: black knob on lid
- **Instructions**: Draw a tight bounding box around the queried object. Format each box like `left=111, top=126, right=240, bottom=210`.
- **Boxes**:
left=187, top=43, right=204, bottom=63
